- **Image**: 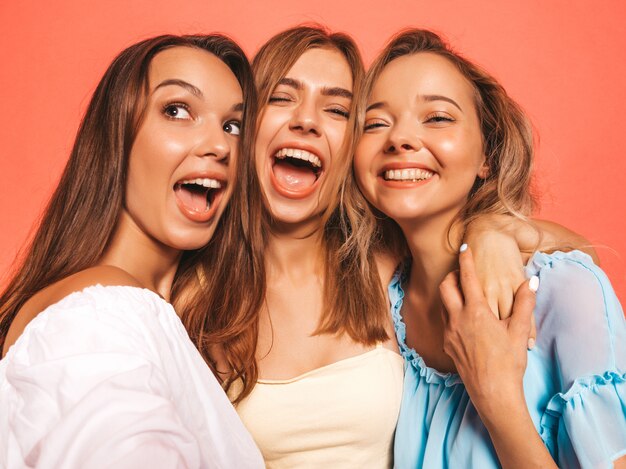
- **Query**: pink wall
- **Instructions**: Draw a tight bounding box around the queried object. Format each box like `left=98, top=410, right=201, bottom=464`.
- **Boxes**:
left=1, top=0, right=625, bottom=301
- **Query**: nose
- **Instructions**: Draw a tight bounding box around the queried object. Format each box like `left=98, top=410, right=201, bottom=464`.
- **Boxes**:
left=384, top=118, right=422, bottom=155
left=196, top=121, right=231, bottom=163
left=289, top=98, right=321, bottom=137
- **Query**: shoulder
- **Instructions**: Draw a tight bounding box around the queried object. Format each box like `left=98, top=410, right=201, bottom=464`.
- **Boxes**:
left=527, top=250, right=622, bottom=330
left=527, top=250, right=625, bottom=386
left=3, top=266, right=160, bottom=357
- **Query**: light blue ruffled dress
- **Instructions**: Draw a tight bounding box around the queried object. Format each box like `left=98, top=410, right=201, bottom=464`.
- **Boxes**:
left=391, top=250, right=626, bottom=468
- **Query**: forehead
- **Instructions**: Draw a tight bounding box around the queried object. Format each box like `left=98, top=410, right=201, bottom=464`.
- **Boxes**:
left=148, top=46, right=242, bottom=98
left=371, top=52, right=475, bottom=105
left=285, top=47, right=353, bottom=91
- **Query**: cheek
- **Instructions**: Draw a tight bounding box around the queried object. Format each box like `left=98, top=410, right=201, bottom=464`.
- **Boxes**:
left=327, top=120, right=349, bottom=156
left=353, top=145, right=377, bottom=199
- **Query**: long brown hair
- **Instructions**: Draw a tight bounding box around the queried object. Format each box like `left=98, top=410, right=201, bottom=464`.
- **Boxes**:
left=186, top=25, right=390, bottom=403
left=362, top=29, right=536, bottom=251
left=0, top=35, right=256, bottom=354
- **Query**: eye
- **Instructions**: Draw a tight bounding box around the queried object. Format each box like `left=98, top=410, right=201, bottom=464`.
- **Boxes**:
left=326, top=107, right=350, bottom=119
left=268, top=93, right=293, bottom=104
left=163, top=103, right=191, bottom=120
left=424, top=112, right=454, bottom=124
left=363, top=119, right=389, bottom=132
left=223, top=120, right=241, bottom=136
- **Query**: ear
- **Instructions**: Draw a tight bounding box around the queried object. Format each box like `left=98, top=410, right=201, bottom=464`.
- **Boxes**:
left=477, top=158, right=489, bottom=179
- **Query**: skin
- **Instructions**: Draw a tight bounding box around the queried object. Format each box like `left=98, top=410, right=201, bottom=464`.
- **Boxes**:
left=254, top=47, right=399, bottom=382
left=3, top=46, right=243, bottom=355
left=355, top=51, right=625, bottom=468
left=254, top=47, right=352, bottom=235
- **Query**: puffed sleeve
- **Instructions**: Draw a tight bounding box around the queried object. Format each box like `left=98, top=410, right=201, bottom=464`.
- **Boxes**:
left=526, top=251, right=626, bottom=469
left=1, top=287, right=203, bottom=469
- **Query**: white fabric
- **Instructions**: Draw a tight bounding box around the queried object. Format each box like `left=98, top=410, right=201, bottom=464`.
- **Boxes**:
left=0, top=285, right=264, bottom=469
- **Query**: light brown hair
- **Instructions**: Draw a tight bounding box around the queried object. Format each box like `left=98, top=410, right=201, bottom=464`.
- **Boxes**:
left=362, top=29, right=536, bottom=251
left=0, top=35, right=256, bottom=355
left=187, top=25, right=390, bottom=403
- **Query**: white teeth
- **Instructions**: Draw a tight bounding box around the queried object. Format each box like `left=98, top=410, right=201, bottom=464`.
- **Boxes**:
left=384, top=168, right=434, bottom=182
left=179, top=178, right=222, bottom=189
left=274, top=148, right=322, bottom=168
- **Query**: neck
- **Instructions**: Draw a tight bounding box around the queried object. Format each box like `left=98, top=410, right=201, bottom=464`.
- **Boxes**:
left=265, top=220, right=325, bottom=282
left=98, top=210, right=181, bottom=301
left=401, top=212, right=464, bottom=314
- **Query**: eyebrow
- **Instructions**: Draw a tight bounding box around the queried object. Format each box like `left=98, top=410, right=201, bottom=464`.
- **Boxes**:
left=422, top=94, right=462, bottom=111
left=154, top=80, right=243, bottom=112
left=154, top=79, right=203, bottom=97
left=277, top=77, right=352, bottom=99
left=365, top=95, right=463, bottom=112
left=366, top=101, right=386, bottom=112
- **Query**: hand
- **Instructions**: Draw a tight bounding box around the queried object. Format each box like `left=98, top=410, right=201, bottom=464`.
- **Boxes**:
left=439, top=246, right=538, bottom=416
left=464, top=215, right=537, bottom=347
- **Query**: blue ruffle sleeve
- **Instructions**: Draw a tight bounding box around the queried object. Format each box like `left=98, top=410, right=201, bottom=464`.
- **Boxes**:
left=526, top=251, right=626, bottom=468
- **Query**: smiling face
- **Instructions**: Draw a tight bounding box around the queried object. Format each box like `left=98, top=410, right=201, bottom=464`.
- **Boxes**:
left=354, top=52, right=488, bottom=228
left=254, top=47, right=353, bottom=228
left=125, top=46, right=243, bottom=251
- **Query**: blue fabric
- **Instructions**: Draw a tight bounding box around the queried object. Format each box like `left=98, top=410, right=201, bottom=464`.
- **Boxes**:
left=392, top=250, right=626, bottom=469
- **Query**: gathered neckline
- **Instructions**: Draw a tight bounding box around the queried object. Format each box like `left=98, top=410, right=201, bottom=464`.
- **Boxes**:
left=389, top=262, right=462, bottom=387
left=389, top=250, right=594, bottom=388
left=257, top=346, right=402, bottom=385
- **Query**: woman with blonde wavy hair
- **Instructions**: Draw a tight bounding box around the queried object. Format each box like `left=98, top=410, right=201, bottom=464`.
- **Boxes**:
left=355, top=28, right=626, bottom=468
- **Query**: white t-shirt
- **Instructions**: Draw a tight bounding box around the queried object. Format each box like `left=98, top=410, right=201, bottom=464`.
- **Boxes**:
left=0, top=285, right=264, bottom=469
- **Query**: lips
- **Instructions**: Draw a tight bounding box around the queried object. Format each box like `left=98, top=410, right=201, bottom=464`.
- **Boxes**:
left=174, top=175, right=226, bottom=222
left=270, top=146, right=324, bottom=199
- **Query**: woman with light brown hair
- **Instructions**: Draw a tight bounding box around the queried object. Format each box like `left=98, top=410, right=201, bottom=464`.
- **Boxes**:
left=355, top=28, right=626, bottom=468
left=0, top=35, right=263, bottom=467
left=183, top=25, right=403, bottom=467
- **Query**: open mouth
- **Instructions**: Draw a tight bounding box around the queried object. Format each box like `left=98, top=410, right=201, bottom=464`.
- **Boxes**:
left=382, top=168, right=434, bottom=182
left=271, top=148, right=323, bottom=195
left=174, top=177, right=225, bottom=221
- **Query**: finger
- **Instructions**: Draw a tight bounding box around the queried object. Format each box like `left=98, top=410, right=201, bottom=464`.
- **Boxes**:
left=487, top=294, right=500, bottom=320
left=528, top=314, right=537, bottom=350
left=458, top=245, right=488, bottom=306
left=439, top=270, right=463, bottom=325
left=498, top=289, right=514, bottom=321
left=509, top=276, right=538, bottom=345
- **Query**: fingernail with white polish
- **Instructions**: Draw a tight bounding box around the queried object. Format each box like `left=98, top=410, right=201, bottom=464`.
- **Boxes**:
left=529, top=275, right=540, bottom=293
left=459, top=243, right=468, bottom=253
left=527, top=338, right=536, bottom=350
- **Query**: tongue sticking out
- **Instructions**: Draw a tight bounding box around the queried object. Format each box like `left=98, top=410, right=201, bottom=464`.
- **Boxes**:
left=273, top=160, right=317, bottom=191
left=175, top=184, right=209, bottom=212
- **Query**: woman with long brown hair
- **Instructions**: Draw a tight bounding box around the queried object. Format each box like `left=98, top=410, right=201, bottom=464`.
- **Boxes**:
left=355, top=28, right=626, bottom=468
left=0, top=35, right=263, bottom=467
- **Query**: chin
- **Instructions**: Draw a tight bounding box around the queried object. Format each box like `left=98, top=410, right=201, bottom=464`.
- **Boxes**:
left=166, top=225, right=218, bottom=252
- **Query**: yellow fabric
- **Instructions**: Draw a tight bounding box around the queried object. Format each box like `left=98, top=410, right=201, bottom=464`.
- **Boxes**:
left=235, top=345, right=404, bottom=468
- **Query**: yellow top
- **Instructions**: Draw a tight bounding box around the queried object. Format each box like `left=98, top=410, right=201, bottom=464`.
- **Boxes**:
left=234, top=344, right=404, bottom=468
